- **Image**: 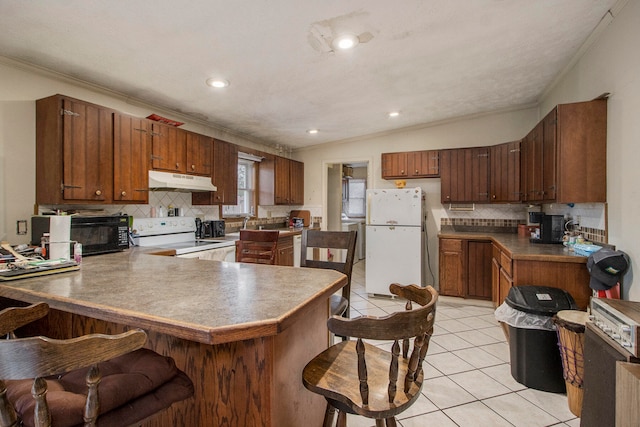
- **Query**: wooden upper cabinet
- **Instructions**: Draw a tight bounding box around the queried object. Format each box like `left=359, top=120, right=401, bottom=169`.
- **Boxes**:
left=555, top=100, right=607, bottom=203
left=520, top=99, right=607, bottom=204
left=440, top=148, right=489, bottom=203
left=288, top=158, right=305, bottom=205
left=259, top=156, right=305, bottom=206
left=408, top=150, right=440, bottom=177
left=382, top=150, right=439, bottom=179
left=381, top=152, right=408, bottom=178
left=490, top=140, right=521, bottom=203
left=113, top=113, right=150, bottom=203
left=521, top=121, right=544, bottom=203
left=36, top=95, right=114, bottom=204
left=185, top=131, right=213, bottom=176
left=192, top=139, right=238, bottom=205
left=150, top=123, right=187, bottom=173
left=470, top=147, right=490, bottom=202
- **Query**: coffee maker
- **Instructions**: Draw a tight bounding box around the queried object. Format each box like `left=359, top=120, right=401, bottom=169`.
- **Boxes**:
left=529, top=214, right=564, bottom=244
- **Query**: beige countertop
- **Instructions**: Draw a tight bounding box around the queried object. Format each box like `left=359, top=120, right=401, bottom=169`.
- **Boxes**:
left=0, top=249, right=346, bottom=345
left=438, top=231, right=588, bottom=264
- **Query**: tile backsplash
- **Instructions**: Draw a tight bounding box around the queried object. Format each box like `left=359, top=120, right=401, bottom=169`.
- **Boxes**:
left=439, top=202, right=607, bottom=244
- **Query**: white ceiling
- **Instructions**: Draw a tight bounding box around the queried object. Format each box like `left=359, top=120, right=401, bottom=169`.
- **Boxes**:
left=0, top=1, right=619, bottom=149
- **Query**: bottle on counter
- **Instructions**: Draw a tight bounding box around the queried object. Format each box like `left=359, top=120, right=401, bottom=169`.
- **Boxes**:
left=157, top=205, right=165, bottom=217
left=74, top=242, right=82, bottom=264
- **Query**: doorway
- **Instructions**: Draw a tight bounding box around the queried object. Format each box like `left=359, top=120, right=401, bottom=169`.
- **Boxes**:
left=325, top=161, right=370, bottom=261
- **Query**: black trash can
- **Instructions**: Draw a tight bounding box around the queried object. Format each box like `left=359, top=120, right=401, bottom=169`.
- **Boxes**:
left=506, top=285, right=578, bottom=393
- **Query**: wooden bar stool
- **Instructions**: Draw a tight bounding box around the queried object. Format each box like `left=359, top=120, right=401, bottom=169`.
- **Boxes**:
left=0, top=303, right=194, bottom=427
left=235, top=229, right=280, bottom=265
left=300, top=229, right=357, bottom=319
left=302, top=284, right=438, bottom=427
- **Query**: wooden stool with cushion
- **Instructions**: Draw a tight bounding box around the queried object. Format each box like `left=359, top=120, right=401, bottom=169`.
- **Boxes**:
left=300, top=229, right=357, bottom=319
left=0, top=303, right=194, bottom=427
left=235, top=229, right=280, bottom=265
left=302, top=284, right=438, bottom=427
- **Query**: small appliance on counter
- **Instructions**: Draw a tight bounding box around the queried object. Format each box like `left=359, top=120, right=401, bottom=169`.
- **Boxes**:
left=31, top=214, right=129, bottom=256
left=529, top=214, right=564, bottom=244
left=196, top=220, right=225, bottom=238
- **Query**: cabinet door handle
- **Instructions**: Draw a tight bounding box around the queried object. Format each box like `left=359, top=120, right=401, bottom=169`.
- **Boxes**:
left=176, top=163, right=180, bottom=169
left=62, top=184, right=82, bottom=189
left=121, top=191, right=127, bottom=197
left=95, top=190, right=102, bottom=196
left=133, top=128, right=147, bottom=133
left=191, top=164, right=196, bottom=170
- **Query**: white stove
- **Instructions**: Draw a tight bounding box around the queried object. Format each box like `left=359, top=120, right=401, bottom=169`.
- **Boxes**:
left=131, top=217, right=234, bottom=255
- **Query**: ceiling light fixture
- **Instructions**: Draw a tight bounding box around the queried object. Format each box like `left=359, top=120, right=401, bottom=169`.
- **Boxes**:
left=307, top=129, right=319, bottom=134
left=206, top=78, right=230, bottom=88
left=332, top=34, right=359, bottom=50
left=388, top=111, right=400, bottom=117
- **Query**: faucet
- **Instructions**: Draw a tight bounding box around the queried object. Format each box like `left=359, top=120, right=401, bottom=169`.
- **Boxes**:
left=242, top=216, right=251, bottom=229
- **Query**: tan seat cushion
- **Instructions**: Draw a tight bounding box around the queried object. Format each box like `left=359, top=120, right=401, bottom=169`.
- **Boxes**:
left=6, top=348, right=193, bottom=427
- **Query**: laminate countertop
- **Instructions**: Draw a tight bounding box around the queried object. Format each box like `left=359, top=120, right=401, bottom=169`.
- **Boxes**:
left=0, top=249, right=347, bottom=345
left=438, top=231, right=588, bottom=264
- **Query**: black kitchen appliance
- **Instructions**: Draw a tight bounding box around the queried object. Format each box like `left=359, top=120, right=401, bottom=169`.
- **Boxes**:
left=529, top=214, right=564, bottom=244
left=199, top=220, right=225, bottom=238
left=211, top=220, right=225, bottom=237
left=31, top=215, right=129, bottom=256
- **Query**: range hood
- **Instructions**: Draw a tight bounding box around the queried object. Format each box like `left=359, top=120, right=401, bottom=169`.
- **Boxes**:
left=148, top=170, right=217, bottom=192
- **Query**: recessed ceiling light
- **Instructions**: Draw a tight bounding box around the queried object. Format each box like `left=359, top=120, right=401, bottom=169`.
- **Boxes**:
left=388, top=111, right=400, bottom=117
left=332, top=34, right=359, bottom=50
left=206, top=78, right=230, bottom=88
left=307, top=129, right=319, bottom=134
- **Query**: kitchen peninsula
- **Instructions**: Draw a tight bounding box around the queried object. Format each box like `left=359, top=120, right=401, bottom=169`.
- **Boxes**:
left=0, top=250, right=347, bottom=426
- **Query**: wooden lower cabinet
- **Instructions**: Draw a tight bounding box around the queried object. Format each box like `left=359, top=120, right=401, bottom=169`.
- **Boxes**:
left=490, top=243, right=590, bottom=310
left=438, top=238, right=491, bottom=300
left=467, top=241, right=492, bottom=299
left=438, top=238, right=465, bottom=297
left=275, top=234, right=294, bottom=266
left=492, top=244, right=514, bottom=307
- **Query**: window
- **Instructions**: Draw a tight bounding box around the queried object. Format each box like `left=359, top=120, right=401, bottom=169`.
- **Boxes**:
left=222, top=159, right=256, bottom=216
left=343, top=178, right=366, bottom=217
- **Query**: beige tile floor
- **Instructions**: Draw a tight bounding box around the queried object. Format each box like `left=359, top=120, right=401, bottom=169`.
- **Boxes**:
left=338, top=260, right=580, bottom=427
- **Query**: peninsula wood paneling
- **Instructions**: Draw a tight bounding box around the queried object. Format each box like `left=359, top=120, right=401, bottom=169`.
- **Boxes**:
left=19, top=304, right=327, bottom=427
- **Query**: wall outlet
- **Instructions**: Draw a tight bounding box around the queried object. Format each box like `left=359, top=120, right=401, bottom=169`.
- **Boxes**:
left=16, top=220, right=27, bottom=235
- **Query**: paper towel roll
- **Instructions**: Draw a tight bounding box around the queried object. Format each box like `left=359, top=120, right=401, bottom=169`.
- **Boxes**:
left=49, top=215, right=71, bottom=260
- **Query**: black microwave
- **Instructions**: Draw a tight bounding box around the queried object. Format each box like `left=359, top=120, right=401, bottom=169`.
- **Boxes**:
left=31, top=215, right=130, bottom=256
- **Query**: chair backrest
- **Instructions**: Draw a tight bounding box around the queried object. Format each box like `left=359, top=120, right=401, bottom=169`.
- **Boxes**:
left=327, top=284, right=438, bottom=405
left=0, top=303, right=147, bottom=427
left=235, top=229, right=280, bottom=264
left=300, top=229, right=357, bottom=312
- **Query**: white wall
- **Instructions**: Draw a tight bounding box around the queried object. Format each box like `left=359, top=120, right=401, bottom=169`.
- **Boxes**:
left=540, top=0, right=640, bottom=300
left=297, top=107, right=539, bottom=285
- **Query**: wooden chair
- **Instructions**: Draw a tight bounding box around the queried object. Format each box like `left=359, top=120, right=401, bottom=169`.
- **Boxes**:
left=300, top=229, right=357, bottom=319
left=0, top=303, right=194, bottom=427
left=235, top=229, right=280, bottom=265
left=302, top=284, right=438, bottom=427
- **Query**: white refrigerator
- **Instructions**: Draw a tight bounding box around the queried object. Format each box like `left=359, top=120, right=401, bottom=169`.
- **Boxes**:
left=365, top=187, right=425, bottom=296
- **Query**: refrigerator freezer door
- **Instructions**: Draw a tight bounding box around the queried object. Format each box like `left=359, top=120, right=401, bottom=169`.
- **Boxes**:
left=365, top=225, right=422, bottom=296
left=366, top=188, right=423, bottom=227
